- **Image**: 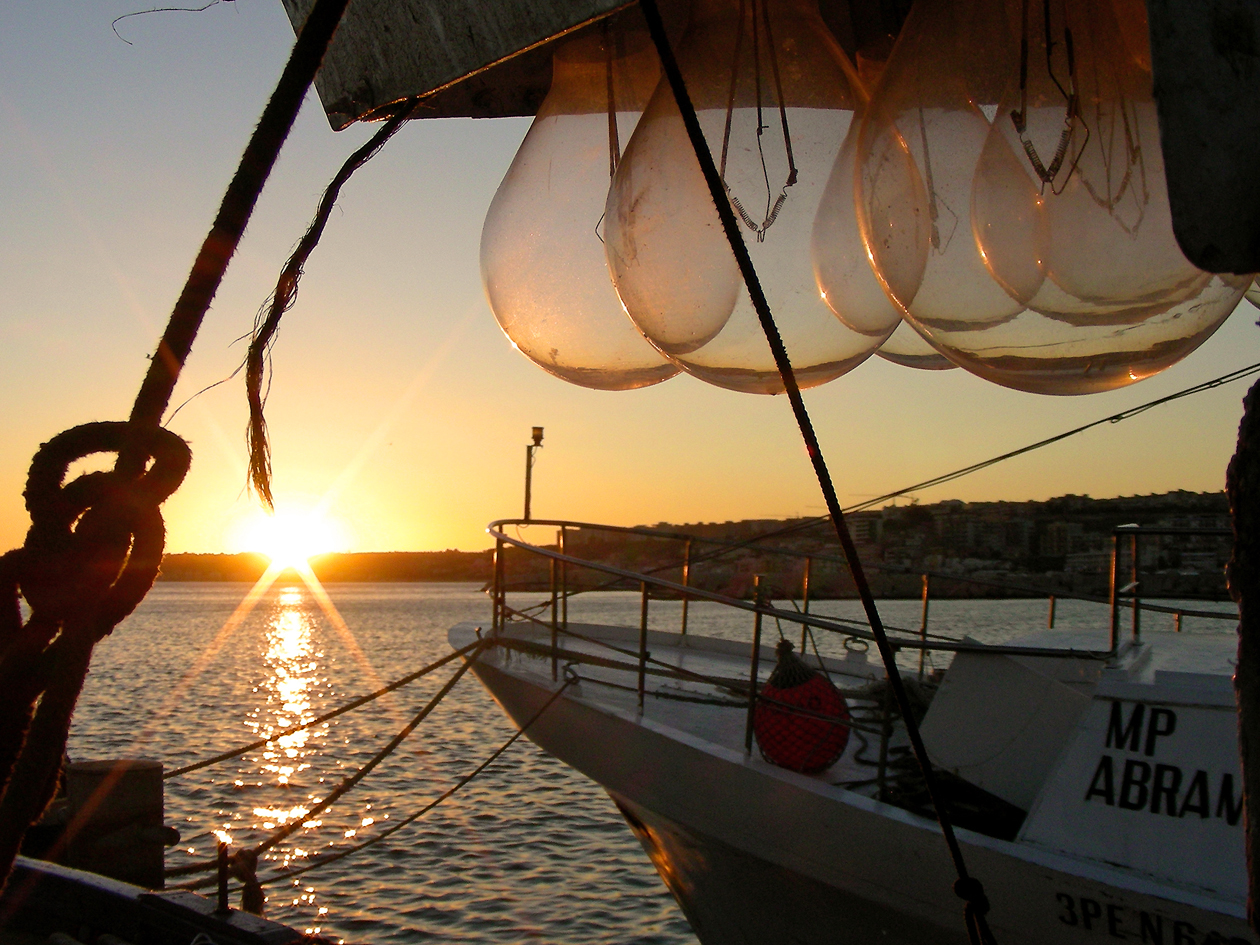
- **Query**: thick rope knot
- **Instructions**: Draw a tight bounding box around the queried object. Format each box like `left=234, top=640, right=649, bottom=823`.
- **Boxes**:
left=955, top=876, right=998, bottom=945
left=954, top=876, right=990, bottom=914
left=229, top=847, right=266, bottom=916
left=16, top=422, right=190, bottom=636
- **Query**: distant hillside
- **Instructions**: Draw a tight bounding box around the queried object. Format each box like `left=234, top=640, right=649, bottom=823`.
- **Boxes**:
left=159, top=550, right=492, bottom=583
left=157, top=490, right=1231, bottom=594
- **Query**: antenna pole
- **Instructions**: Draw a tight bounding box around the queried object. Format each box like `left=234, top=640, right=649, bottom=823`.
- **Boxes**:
left=524, top=427, right=544, bottom=521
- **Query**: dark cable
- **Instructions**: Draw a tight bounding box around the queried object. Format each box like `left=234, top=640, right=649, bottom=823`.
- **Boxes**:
left=517, top=359, right=1260, bottom=611
left=638, top=1, right=997, bottom=939
left=118, top=0, right=352, bottom=479
left=164, top=640, right=481, bottom=779
left=255, top=675, right=575, bottom=885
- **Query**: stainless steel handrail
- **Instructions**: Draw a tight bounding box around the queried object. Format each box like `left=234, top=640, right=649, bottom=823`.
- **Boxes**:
left=491, top=518, right=1236, bottom=625
left=487, top=519, right=1118, bottom=659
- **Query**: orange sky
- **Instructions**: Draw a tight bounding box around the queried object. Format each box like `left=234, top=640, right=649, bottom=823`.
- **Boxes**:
left=1, top=3, right=1256, bottom=555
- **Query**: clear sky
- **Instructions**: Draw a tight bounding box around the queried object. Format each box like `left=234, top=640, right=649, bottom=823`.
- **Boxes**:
left=1, top=1, right=1256, bottom=555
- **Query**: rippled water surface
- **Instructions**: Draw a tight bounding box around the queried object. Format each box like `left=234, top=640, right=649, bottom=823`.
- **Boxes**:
left=74, top=582, right=690, bottom=944
left=71, top=582, right=1235, bottom=943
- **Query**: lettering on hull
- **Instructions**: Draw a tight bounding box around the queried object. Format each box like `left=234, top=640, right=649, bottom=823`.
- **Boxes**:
left=1020, top=697, right=1246, bottom=898
left=1055, top=893, right=1252, bottom=944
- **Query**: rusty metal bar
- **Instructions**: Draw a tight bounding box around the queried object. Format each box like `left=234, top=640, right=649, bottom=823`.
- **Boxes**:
left=745, top=576, right=764, bottom=754
left=559, top=527, right=568, bottom=632
left=1175, top=611, right=1184, bottom=633
left=494, top=537, right=505, bottom=635
left=918, top=573, right=930, bottom=679
left=1048, top=595, right=1057, bottom=629
left=681, top=539, right=691, bottom=637
left=550, top=556, right=559, bottom=681
left=1131, top=532, right=1142, bottom=643
left=638, top=581, right=649, bottom=711
left=800, top=556, right=812, bottom=651
left=1109, top=534, right=1120, bottom=654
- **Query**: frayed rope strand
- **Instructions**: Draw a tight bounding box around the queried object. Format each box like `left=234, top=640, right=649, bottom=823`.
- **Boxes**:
left=245, top=101, right=419, bottom=507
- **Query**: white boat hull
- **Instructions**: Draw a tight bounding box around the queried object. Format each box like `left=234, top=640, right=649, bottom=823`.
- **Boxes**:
left=455, top=624, right=1255, bottom=945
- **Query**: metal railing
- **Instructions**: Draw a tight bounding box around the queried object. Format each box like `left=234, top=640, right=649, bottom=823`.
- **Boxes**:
left=486, top=518, right=1130, bottom=659
left=488, top=518, right=1235, bottom=654
left=1108, top=525, right=1236, bottom=649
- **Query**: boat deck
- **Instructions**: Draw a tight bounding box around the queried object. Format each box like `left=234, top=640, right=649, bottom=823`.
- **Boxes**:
left=466, top=620, right=902, bottom=789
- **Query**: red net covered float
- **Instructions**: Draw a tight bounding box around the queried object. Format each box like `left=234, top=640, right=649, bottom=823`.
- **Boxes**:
left=754, top=640, right=851, bottom=774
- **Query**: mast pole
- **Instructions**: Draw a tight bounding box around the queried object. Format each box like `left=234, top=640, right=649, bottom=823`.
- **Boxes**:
left=524, top=427, right=544, bottom=521
left=1227, top=380, right=1260, bottom=933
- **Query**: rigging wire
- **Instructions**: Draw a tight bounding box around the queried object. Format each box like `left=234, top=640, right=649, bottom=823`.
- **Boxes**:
left=508, top=358, right=1260, bottom=618
left=163, top=640, right=481, bottom=780
left=111, top=0, right=230, bottom=46
left=169, top=638, right=489, bottom=884
left=252, top=674, right=575, bottom=886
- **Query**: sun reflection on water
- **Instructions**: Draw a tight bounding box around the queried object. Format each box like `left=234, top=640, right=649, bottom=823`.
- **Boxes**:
left=248, top=586, right=323, bottom=790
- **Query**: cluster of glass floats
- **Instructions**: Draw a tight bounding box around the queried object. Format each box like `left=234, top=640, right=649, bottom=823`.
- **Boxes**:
left=480, top=0, right=1254, bottom=397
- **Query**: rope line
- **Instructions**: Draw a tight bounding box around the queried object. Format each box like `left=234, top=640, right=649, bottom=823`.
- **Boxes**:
left=120, top=0, right=351, bottom=474
left=168, top=637, right=489, bottom=883
left=639, top=1, right=996, bottom=939
left=510, top=359, right=1260, bottom=631
left=253, top=675, right=575, bottom=886
left=164, top=640, right=482, bottom=779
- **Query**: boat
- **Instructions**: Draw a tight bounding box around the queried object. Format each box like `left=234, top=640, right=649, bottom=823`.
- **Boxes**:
left=450, top=519, right=1251, bottom=945
left=0, top=856, right=324, bottom=945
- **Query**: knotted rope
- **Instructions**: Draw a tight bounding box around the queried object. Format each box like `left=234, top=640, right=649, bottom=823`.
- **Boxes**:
left=0, top=423, right=191, bottom=876
left=955, top=877, right=998, bottom=945
left=0, top=0, right=352, bottom=892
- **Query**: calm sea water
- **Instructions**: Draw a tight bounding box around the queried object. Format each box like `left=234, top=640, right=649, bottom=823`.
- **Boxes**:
left=70, top=582, right=1236, bottom=943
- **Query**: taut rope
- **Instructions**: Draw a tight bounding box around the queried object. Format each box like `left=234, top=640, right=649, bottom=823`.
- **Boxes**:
left=0, top=0, right=351, bottom=891
left=638, top=0, right=999, bottom=939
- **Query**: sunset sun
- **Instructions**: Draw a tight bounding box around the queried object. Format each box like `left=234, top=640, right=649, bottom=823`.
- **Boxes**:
left=236, top=508, right=344, bottom=569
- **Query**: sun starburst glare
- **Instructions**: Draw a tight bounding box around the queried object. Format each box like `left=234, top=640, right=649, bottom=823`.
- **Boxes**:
left=233, top=506, right=346, bottom=569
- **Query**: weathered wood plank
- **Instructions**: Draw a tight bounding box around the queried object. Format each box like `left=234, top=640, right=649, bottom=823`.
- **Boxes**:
left=1149, top=0, right=1260, bottom=274
left=280, top=0, right=636, bottom=128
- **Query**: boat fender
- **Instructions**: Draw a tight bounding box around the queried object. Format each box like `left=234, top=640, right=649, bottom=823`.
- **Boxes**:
left=753, top=640, right=851, bottom=774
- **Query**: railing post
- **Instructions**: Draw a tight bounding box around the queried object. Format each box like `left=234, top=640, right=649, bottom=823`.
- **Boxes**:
left=1047, top=595, right=1057, bottom=629
left=918, top=573, right=930, bottom=679
left=216, top=840, right=229, bottom=914
left=1109, top=533, right=1119, bottom=654
left=494, top=537, right=505, bottom=635
left=638, top=581, right=650, bottom=711
left=1131, top=531, right=1141, bottom=643
left=745, top=575, right=764, bottom=755
left=550, top=555, right=559, bottom=681
left=559, top=527, right=568, bottom=632
left=800, top=556, right=812, bottom=651
left=1174, top=611, right=1183, bottom=633
left=877, top=684, right=893, bottom=803
left=680, top=539, right=691, bottom=637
